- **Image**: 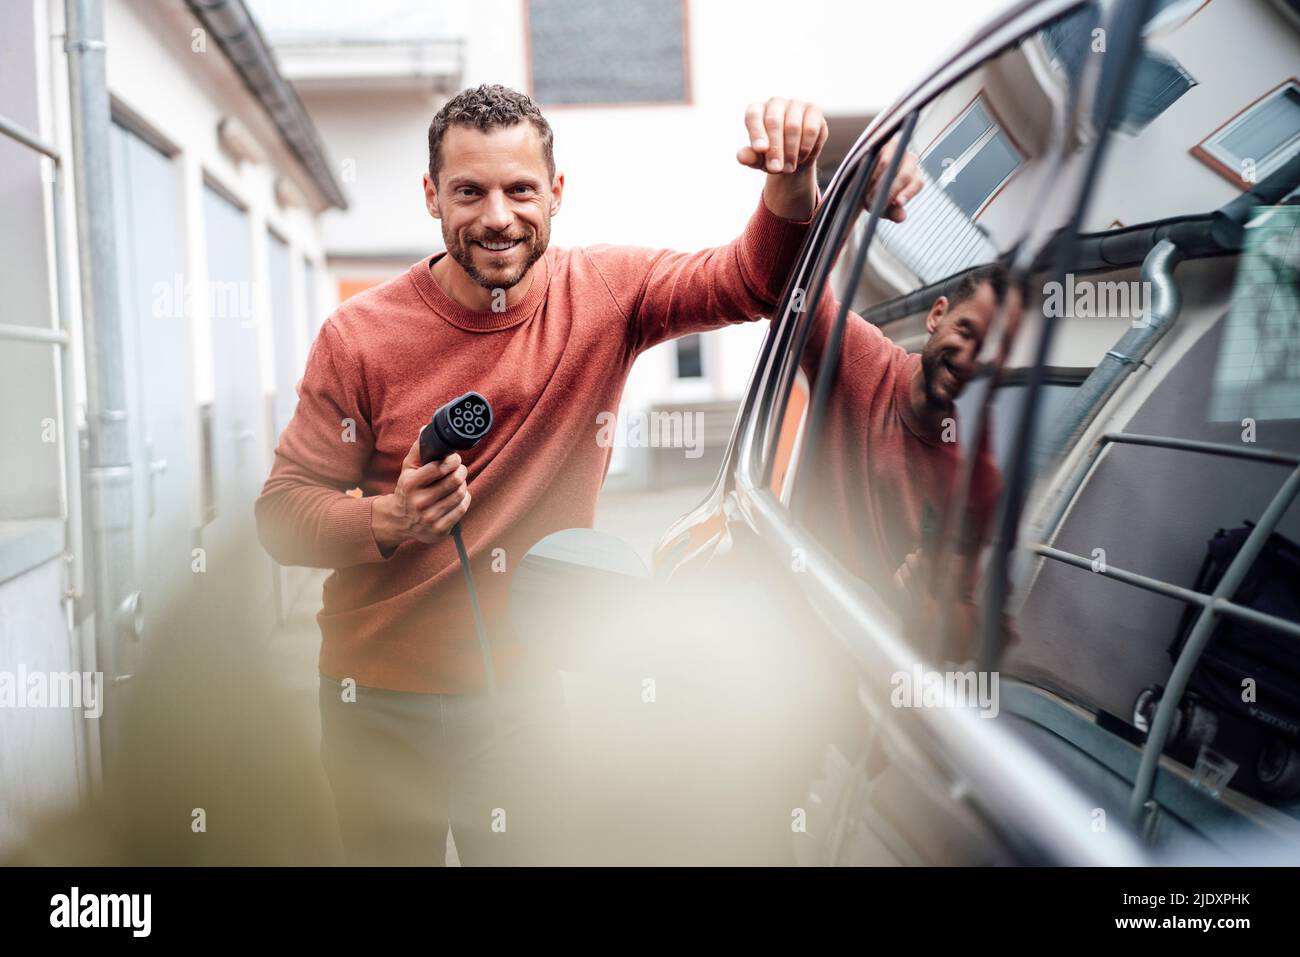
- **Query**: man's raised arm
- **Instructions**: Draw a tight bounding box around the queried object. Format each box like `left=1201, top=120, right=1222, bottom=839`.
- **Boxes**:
left=586, top=98, right=921, bottom=355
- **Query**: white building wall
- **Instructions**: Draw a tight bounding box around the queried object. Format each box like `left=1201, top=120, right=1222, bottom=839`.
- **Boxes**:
left=0, top=560, right=84, bottom=852
left=102, top=0, right=332, bottom=413
left=1084, top=0, right=1300, bottom=230
left=301, top=89, right=442, bottom=261
left=0, top=0, right=336, bottom=855
left=0, top=0, right=95, bottom=857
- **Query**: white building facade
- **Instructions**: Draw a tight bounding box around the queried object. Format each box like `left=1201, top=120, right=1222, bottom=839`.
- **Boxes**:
left=0, top=0, right=342, bottom=853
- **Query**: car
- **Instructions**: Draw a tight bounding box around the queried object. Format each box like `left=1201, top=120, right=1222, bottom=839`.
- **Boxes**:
left=512, top=0, right=1300, bottom=865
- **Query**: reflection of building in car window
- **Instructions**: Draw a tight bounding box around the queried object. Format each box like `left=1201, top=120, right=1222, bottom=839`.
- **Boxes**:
left=919, top=99, right=1025, bottom=218
left=798, top=265, right=1009, bottom=656
left=1194, top=81, right=1300, bottom=190
left=875, top=169, right=999, bottom=284
left=1039, top=3, right=1199, bottom=135
left=874, top=97, right=1020, bottom=285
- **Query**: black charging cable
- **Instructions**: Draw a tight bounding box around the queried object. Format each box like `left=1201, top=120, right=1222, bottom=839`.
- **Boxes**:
left=419, top=391, right=497, bottom=697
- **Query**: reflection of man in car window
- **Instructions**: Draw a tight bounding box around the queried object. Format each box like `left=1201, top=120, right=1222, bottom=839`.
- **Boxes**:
left=801, top=264, right=1007, bottom=657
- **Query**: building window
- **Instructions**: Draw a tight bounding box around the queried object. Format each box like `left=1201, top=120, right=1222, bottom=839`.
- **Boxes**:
left=526, top=0, right=689, bottom=106
left=1194, top=80, right=1300, bottom=189
left=875, top=95, right=1014, bottom=285
left=919, top=97, right=1024, bottom=220
left=1113, top=51, right=1196, bottom=135
left=675, top=334, right=703, bottom=379
left=1038, top=4, right=1197, bottom=134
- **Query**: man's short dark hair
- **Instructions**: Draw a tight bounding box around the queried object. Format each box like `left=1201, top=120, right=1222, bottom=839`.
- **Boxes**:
left=950, top=263, right=1009, bottom=306
left=427, top=84, right=555, bottom=187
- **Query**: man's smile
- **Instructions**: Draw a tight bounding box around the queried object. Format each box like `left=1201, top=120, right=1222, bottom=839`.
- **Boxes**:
left=938, top=355, right=962, bottom=389
left=472, top=237, right=525, bottom=252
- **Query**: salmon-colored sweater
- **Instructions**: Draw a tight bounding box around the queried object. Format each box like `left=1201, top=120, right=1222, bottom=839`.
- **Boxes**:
left=793, top=294, right=1002, bottom=660
left=802, top=314, right=1002, bottom=589
left=255, top=197, right=814, bottom=693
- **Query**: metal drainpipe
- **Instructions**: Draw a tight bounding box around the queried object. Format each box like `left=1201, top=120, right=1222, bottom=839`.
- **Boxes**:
left=65, top=0, right=136, bottom=781
left=1036, top=238, right=1187, bottom=544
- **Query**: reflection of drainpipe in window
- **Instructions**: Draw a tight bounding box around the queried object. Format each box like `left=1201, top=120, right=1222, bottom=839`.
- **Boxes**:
left=66, top=0, right=137, bottom=784
left=1060, top=240, right=1185, bottom=454
left=1035, top=238, right=1186, bottom=544
left=1034, top=152, right=1300, bottom=550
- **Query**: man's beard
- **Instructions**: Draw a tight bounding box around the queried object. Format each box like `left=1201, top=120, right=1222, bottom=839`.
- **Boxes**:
left=920, top=345, right=959, bottom=409
left=442, top=218, right=549, bottom=293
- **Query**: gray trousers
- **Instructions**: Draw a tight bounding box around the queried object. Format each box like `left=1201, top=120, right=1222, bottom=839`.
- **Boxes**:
left=318, top=673, right=572, bottom=866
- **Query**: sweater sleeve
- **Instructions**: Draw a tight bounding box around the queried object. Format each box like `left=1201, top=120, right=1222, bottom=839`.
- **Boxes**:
left=254, top=321, right=389, bottom=569
left=585, top=192, right=818, bottom=355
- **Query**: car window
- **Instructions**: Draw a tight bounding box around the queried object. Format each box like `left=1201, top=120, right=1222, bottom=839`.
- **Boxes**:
left=759, top=153, right=883, bottom=506
left=1002, top=0, right=1300, bottom=828
left=757, top=7, right=1095, bottom=664
left=733, top=0, right=1299, bottom=863
left=745, top=136, right=883, bottom=483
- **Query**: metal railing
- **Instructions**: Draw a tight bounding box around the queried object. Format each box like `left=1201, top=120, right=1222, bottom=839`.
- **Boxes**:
left=0, top=112, right=83, bottom=602
left=1031, top=430, right=1300, bottom=829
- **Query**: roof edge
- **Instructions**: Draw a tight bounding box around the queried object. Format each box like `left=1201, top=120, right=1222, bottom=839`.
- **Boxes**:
left=184, top=0, right=348, bottom=210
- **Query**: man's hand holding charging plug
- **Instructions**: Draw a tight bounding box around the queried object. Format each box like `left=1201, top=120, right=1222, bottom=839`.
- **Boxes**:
left=371, top=438, right=471, bottom=552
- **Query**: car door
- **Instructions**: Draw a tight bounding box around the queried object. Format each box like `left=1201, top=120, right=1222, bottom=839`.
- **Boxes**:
left=658, top=0, right=1160, bottom=865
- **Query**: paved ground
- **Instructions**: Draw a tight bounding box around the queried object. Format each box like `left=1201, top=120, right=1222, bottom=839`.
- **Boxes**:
left=266, top=482, right=711, bottom=864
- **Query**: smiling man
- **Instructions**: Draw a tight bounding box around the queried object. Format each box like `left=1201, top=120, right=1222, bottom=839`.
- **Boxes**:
left=799, top=264, right=1009, bottom=660
left=255, top=84, right=919, bottom=866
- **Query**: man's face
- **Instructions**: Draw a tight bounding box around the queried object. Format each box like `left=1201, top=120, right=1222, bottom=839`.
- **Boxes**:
left=919, top=281, right=998, bottom=408
left=424, top=123, right=561, bottom=291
